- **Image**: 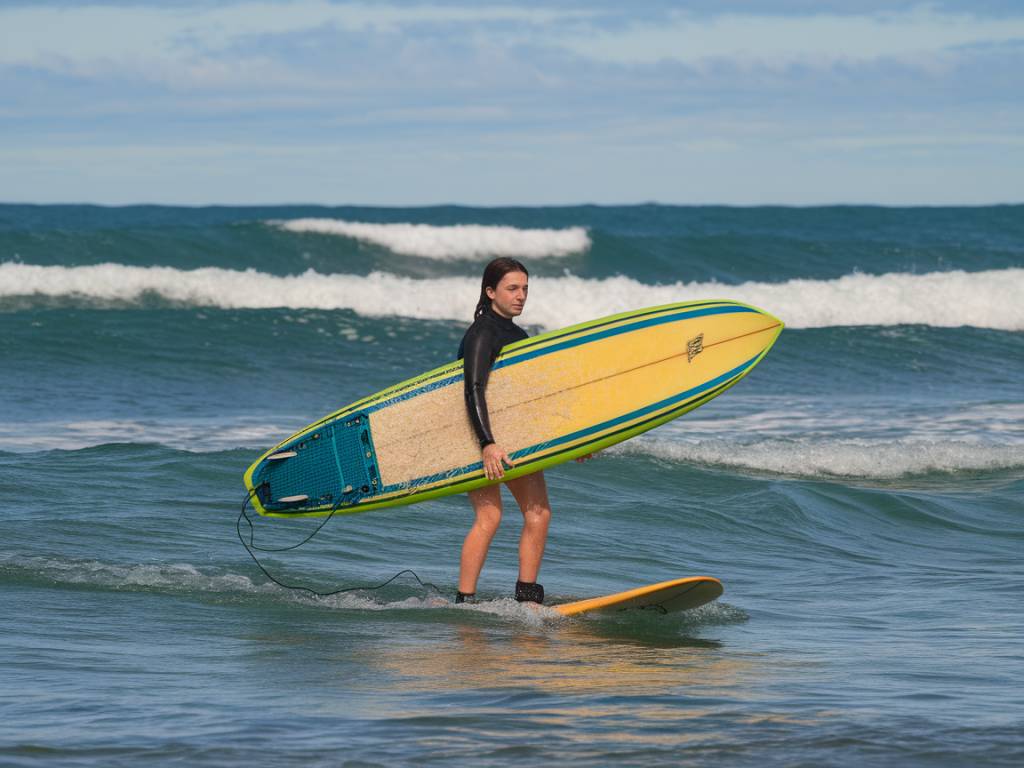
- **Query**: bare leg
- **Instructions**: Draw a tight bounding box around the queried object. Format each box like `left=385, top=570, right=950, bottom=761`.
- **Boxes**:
left=459, top=484, right=503, bottom=594
left=506, top=471, right=551, bottom=583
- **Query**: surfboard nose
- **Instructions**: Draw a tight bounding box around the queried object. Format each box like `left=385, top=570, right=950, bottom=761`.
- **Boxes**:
left=681, top=300, right=783, bottom=370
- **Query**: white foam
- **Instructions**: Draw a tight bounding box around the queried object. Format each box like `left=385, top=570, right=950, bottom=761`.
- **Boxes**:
left=0, top=554, right=569, bottom=624
left=616, top=437, right=1024, bottom=479
left=0, top=417, right=303, bottom=453
left=5, top=553, right=734, bottom=625
left=653, top=400, right=1024, bottom=443
left=1, top=263, right=1021, bottom=330
left=272, top=219, right=591, bottom=260
left=0, top=553, right=455, bottom=611
left=0, top=554, right=277, bottom=595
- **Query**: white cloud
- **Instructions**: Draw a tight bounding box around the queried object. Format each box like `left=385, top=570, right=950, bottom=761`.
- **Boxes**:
left=2, top=2, right=1023, bottom=205
left=3, top=2, right=1021, bottom=96
left=557, top=6, right=1024, bottom=67
left=0, top=2, right=583, bottom=66
left=804, top=133, right=1024, bottom=150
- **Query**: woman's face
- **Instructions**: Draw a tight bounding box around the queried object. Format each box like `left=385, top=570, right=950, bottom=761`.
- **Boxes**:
left=486, top=270, right=528, bottom=319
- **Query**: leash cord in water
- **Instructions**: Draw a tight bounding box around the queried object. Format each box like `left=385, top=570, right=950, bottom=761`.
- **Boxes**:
left=237, top=488, right=441, bottom=599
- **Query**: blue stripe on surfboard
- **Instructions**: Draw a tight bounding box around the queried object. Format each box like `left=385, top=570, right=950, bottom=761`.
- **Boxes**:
left=374, top=351, right=762, bottom=495
left=362, top=303, right=756, bottom=416
left=491, top=304, right=754, bottom=371
left=486, top=299, right=733, bottom=360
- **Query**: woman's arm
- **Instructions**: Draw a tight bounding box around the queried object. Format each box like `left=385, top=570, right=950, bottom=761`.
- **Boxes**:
left=462, top=325, right=496, bottom=448
left=463, top=325, right=515, bottom=479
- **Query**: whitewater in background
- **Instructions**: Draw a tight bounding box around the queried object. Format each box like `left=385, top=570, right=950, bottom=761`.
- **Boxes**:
left=271, top=218, right=591, bottom=259
left=1, top=204, right=1022, bottom=767
left=3, top=261, right=1022, bottom=330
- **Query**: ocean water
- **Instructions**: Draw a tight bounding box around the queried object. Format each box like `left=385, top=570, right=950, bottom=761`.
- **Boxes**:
left=1, top=204, right=1022, bottom=767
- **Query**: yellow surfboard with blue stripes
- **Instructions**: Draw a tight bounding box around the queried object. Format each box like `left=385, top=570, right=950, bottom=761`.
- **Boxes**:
left=244, top=300, right=783, bottom=517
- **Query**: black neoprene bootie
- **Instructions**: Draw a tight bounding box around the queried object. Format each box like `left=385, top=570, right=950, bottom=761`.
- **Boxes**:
left=455, top=591, right=475, bottom=604
left=515, top=580, right=544, bottom=604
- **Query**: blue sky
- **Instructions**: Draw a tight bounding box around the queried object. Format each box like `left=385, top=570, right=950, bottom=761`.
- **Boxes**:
left=1, top=1, right=1022, bottom=205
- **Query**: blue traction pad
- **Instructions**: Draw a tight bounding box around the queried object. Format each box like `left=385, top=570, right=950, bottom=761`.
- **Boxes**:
left=255, top=412, right=379, bottom=511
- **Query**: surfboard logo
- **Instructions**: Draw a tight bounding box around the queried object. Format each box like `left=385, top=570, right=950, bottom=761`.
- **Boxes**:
left=687, top=333, right=704, bottom=362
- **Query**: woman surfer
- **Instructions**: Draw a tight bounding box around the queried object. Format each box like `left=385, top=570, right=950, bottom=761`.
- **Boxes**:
left=455, top=257, right=549, bottom=605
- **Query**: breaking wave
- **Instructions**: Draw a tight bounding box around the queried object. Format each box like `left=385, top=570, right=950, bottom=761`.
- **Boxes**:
left=271, top=219, right=590, bottom=259
left=2, top=263, right=1021, bottom=331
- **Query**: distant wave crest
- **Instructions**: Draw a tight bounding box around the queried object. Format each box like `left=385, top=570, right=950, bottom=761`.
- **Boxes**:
left=617, top=437, right=1024, bottom=479
left=1, top=263, right=1022, bottom=330
left=271, top=219, right=591, bottom=259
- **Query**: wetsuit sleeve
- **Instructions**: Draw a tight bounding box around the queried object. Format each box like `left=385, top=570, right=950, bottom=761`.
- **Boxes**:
left=462, top=325, right=497, bottom=448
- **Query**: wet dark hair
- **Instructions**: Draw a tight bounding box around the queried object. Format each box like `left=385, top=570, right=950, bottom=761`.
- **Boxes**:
left=474, top=257, right=529, bottom=319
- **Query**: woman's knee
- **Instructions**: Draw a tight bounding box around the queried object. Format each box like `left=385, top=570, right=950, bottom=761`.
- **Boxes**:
left=507, top=472, right=550, bottom=508
left=476, top=507, right=502, bottom=535
left=521, top=502, right=550, bottom=527
left=469, top=486, right=503, bottom=533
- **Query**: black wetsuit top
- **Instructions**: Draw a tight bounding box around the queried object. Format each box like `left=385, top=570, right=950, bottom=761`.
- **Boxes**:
left=457, top=306, right=529, bottom=448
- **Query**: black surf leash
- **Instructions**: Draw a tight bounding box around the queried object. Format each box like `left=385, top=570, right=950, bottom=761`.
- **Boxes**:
left=237, top=488, right=441, bottom=599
